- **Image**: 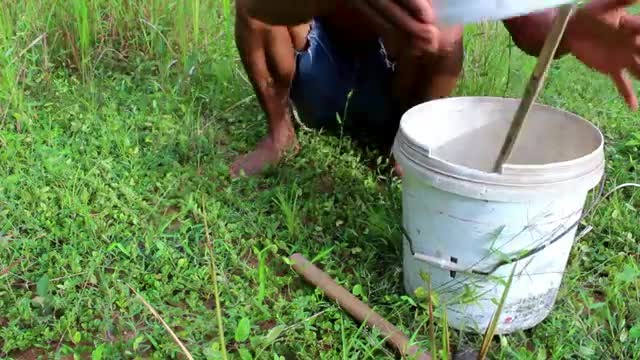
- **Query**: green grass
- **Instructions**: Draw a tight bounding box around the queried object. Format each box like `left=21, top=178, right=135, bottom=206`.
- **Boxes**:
left=1, top=1, right=640, bottom=359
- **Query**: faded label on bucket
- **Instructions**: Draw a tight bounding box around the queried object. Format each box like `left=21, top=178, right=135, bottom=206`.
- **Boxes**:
left=448, top=287, right=559, bottom=333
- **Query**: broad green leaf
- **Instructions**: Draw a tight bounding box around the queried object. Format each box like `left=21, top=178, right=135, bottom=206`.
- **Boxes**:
left=430, top=292, right=440, bottom=307
left=401, top=295, right=417, bottom=307
left=616, top=264, right=638, bottom=284
left=235, top=317, right=251, bottom=342
left=238, top=348, right=253, bottom=360
left=536, top=348, right=547, bottom=360
left=414, top=287, right=428, bottom=300
left=133, top=336, right=145, bottom=351
left=37, top=275, right=50, bottom=297
left=92, top=344, right=105, bottom=360
left=72, top=331, right=82, bottom=344
left=419, top=271, right=431, bottom=284
left=264, top=325, right=285, bottom=344
left=579, top=346, right=595, bottom=357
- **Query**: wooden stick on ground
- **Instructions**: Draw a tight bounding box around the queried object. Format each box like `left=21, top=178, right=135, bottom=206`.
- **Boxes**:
left=290, top=253, right=431, bottom=360
left=493, top=4, right=576, bottom=173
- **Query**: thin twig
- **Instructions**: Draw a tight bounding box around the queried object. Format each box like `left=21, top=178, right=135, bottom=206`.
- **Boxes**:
left=221, top=95, right=256, bottom=115
left=139, top=18, right=178, bottom=58
left=17, top=33, right=47, bottom=59
left=50, top=272, right=87, bottom=282
left=425, top=274, right=436, bottom=360
left=478, top=264, right=517, bottom=360
left=1, top=259, right=22, bottom=278
left=128, top=285, right=195, bottom=360
left=202, top=199, right=229, bottom=360
left=234, top=66, right=252, bottom=88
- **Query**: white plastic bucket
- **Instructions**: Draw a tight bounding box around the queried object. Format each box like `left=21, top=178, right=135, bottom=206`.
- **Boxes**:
left=392, top=97, right=604, bottom=334
left=432, top=0, right=576, bottom=25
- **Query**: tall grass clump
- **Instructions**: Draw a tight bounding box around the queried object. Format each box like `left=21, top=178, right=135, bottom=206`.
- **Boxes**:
left=0, top=0, right=244, bottom=141
left=1, top=0, right=238, bottom=112
left=0, top=2, right=24, bottom=122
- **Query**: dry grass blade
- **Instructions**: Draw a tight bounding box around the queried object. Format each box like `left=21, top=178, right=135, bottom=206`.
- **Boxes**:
left=1, top=259, right=22, bottom=278
left=202, top=198, right=229, bottom=360
left=441, top=303, right=450, bottom=360
left=17, top=33, right=46, bottom=58
left=478, top=264, right=517, bottom=360
left=427, top=275, right=437, bottom=360
left=139, top=18, right=178, bottom=58
left=128, top=285, right=195, bottom=360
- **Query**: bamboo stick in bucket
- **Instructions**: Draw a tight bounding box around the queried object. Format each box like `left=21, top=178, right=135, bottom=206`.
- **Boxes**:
left=493, top=4, right=576, bottom=173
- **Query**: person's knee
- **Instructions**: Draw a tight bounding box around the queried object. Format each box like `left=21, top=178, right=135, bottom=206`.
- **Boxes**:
left=235, top=0, right=251, bottom=22
left=235, top=0, right=263, bottom=22
left=427, top=26, right=464, bottom=72
left=235, top=0, right=259, bottom=46
left=235, top=1, right=297, bottom=82
left=422, top=26, right=464, bottom=78
left=438, top=32, right=464, bottom=78
left=391, top=25, right=464, bottom=75
left=436, top=25, right=464, bottom=54
left=391, top=26, right=463, bottom=104
left=408, top=26, right=463, bottom=62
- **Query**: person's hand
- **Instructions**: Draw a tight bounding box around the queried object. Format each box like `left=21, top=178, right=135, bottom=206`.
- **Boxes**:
left=349, top=0, right=440, bottom=56
left=565, top=0, right=640, bottom=110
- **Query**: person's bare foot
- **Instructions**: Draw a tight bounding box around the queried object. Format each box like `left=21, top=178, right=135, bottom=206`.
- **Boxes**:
left=390, top=156, right=404, bottom=178
left=392, top=162, right=404, bottom=178
left=230, top=131, right=298, bottom=177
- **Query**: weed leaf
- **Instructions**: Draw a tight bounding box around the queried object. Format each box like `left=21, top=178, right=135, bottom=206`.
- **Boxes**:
left=36, top=274, right=49, bottom=297
left=238, top=348, right=253, bottom=360
left=264, top=325, right=285, bottom=344
left=616, top=264, right=638, bottom=284
left=72, top=331, right=82, bottom=344
left=235, top=317, right=251, bottom=342
left=579, top=346, right=595, bottom=357
left=91, top=344, right=105, bottom=360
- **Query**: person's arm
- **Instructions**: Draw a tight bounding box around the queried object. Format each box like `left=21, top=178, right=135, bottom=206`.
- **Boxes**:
left=245, top=0, right=338, bottom=25
left=503, top=0, right=640, bottom=111
left=502, top=9, right=572, bottom=58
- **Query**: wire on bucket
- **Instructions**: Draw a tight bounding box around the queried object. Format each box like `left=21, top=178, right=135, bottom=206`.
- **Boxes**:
left=402, top=176, right=640, bottom=278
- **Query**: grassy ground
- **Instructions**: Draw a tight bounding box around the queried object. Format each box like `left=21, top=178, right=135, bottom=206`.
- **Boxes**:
left=1, top=1, right=639, bottom=359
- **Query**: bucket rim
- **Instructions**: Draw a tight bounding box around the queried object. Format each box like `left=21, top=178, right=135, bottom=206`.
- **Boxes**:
left=392, top=97, right=605, bottom=200
left=432, top=0, right=576, bottom=25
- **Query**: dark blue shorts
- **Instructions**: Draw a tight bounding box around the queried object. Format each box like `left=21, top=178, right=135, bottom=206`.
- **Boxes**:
left=290, top=20, right=399, bottom=147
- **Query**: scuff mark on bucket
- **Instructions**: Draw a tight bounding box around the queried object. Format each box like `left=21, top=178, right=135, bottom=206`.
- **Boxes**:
left=447, top=214, right=488, bottom=225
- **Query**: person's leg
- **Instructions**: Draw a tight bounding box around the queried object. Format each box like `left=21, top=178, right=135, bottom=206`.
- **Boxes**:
left=231, top=0, right=310, bottom=177
left=392, top=26, right=465, bottom=116
left=332, top=25, right=465, bottom=157
left=386, top=26, right=465, bottom=176
left=290, top=23, right=399, bottom=151
left=290, top=21, right=368, bottom=135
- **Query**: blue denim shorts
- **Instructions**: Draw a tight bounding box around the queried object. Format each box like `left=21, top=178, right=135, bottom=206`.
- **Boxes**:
left=290, top=20, right=398, bottom=146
